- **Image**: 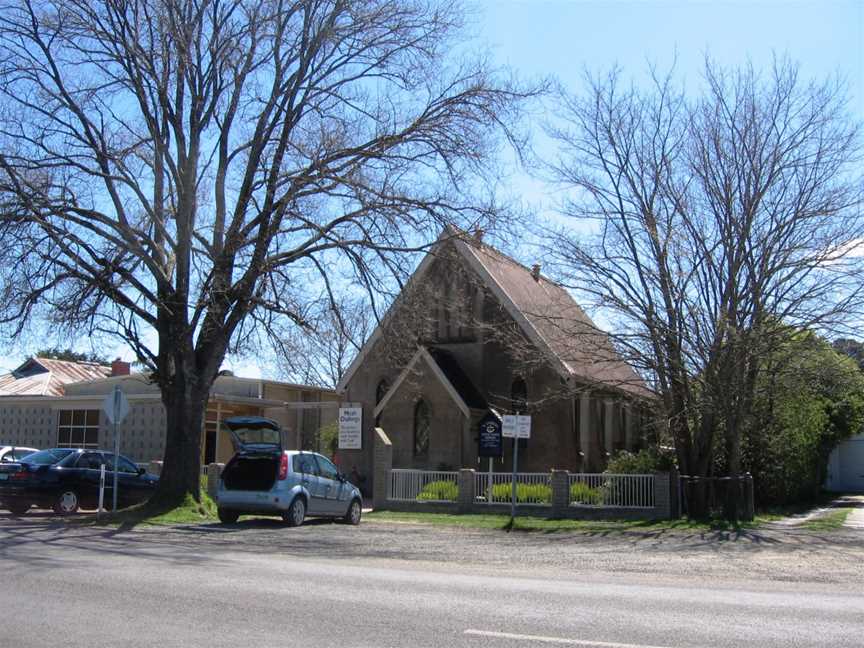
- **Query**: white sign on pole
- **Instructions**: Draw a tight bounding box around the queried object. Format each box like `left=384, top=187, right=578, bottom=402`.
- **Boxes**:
left=502, top=415, right=531, bottom=439
left=102, top=385, right=130, bottom=424
left=338, top=407, right=363, bottom=450
left=102, top=385, right=129, bottom=512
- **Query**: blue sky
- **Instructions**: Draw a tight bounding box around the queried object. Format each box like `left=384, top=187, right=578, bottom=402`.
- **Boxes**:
left=2, top=0, right=861, bottom=378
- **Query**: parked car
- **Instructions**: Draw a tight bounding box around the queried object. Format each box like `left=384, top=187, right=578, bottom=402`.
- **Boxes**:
left=0, top=448, right=158, bottom=515
left=0, top=446, right=38, bottom=463
left=216, top=416, right=362, bottom=527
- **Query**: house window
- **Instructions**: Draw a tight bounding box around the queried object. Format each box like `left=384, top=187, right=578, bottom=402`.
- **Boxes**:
left=413, top=399, right=430, bottom=456
left=57, top=410, right=99, bottom=449
left=511, top=377, right=527, bottom=413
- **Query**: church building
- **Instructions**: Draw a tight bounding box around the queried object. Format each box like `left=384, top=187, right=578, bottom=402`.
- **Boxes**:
left=337, top=228, right=654, bottom=493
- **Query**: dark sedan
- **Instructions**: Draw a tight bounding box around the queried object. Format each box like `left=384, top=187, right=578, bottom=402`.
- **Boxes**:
left=0, top=448, right=158, bottom=515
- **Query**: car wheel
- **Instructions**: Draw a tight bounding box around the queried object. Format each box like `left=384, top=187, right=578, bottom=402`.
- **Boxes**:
left=342, top=499, right=362, bottom=525
left=54, top=490, right=79, bottom=516
left=217, top=508, right=239, bottom=524
left=7, top=503, right=30, bottom=516
left=283, top=496, right=306, bottom=527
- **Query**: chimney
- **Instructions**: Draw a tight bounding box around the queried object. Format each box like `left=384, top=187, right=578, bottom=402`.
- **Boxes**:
left=531, top=263, right=541, bottom=282
left=470, top=228, right=484, bottom=247
left=111, top=358, right=131, bottom=376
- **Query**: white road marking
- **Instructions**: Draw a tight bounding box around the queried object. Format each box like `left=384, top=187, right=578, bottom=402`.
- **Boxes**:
left=463, top=629, right=688, bottom=648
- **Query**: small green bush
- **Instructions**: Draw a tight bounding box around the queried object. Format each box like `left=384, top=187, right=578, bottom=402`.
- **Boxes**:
left=416, top=480, right=458, bottom=502
left=485, top=482, right=552, bottom=504
left=605, top=449, right=674, bottom=474
left=569, top=481, right=602, bottom=505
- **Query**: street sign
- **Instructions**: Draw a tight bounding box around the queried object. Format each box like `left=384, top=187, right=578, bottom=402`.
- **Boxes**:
left=338, top=406, right=363, bottom=450
left=478, top=412, right=503, bottom=458
left=102, top=385, right=129, bottom=512
left=502, top=414, right=531, bottom=439
left=102, top=385, right=130, bottom=424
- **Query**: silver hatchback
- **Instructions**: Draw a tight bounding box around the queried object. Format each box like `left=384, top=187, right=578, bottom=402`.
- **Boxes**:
left=215, top=416, right=362, bottom=527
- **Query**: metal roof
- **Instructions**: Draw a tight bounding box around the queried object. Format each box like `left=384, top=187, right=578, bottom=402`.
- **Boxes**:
left=0, top=358, right=112, bottom=397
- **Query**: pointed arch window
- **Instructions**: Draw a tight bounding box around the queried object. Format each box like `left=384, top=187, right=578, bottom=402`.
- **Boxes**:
left=413, top=399, right=430, bottom=456
left=375, top=379, right=390, bottom=426
left=511, top=377, right=527, bottom=413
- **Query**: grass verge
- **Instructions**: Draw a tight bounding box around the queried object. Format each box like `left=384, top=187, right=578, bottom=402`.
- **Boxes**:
left=74, top=477, right=218, bottom=528
left=364, top=510, right=768, bottom=533
left=801, top=507, right=852, bottom=532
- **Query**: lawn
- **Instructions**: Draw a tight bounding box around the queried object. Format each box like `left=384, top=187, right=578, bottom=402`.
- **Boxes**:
left=364, top=510, right=771, bottom=533
left=802, top=507, right=853, bottom=532
left=75, top=477, right=218, bottom=528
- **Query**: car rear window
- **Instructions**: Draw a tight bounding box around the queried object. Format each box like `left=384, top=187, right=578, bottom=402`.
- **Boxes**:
left=22, top=449, right=75, bottom=465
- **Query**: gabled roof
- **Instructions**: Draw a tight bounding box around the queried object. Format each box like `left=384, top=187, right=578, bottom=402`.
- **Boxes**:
left=338, top=228, right=651, bottom=399
left=374, top=347, right=482, bottom=420
left=0, top=358, right=112, bottom=397
left=456, top=238, right=651, bottom=398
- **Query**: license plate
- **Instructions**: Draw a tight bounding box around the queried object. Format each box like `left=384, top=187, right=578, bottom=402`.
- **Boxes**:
left=0, top=474, right=8, bottom=480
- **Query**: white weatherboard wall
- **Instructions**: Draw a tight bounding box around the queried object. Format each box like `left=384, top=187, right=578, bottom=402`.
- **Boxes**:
left=826, top=434, right=864, bottom=492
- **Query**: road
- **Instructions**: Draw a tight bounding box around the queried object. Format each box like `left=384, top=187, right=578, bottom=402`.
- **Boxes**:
left=2, top=512, right=863, bottom=648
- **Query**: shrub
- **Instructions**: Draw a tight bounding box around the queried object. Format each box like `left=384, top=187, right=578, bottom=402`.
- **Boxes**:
left=485, top=482, right=552, bottom=504
left=569, top=481, right=602, bottom=505
left=605, top=449, right=674, bottom=474
left=416, top=480, right=458, bottom=502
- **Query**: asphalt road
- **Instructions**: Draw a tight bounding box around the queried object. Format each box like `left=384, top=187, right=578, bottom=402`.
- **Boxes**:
left=2, top=512, right=863, bottom=648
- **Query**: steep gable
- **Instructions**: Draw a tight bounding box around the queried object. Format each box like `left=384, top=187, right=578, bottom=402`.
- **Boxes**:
left=338, top=228, right=650, bottom=399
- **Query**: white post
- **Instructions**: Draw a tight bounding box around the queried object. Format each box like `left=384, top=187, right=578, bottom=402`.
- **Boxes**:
left=112, top=418, right=119, bottom=512
left=97, top=464, right=106, bottom=519
left=487, top=457, right=493, bottom=503
left=510, top=436, right=519, bottom=520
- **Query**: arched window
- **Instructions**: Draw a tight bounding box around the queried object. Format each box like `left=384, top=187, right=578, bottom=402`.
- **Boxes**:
left=375, top=379, right=390, bottom=406
left=413, top=399, right=431, bottom=456
left=375, top=379, right=390, bottom=426
left=511, top=377, right=527, bottom=413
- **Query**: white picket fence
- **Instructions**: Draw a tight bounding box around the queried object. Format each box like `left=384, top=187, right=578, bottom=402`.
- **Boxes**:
left=474, top=472, right=552, bottom=505
left=388, top=469, right=459, bottom=502
left=386, top=470, right=656, bottom=510
left=569, top=473, right=655, bottom=508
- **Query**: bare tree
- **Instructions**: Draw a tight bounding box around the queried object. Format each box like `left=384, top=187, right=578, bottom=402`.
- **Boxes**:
left=544, top=59, right=864, bottom=518
left=0, top=0, right=531, bottom=508
left=275, top=296, right=373, bottom=388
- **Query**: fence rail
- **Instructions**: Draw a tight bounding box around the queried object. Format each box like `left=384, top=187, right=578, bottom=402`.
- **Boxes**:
left=388, top=469, right=459, bottom=502
left=474, top=472, right=552, bottom=506
left=569, top=473, right=655, bottom=508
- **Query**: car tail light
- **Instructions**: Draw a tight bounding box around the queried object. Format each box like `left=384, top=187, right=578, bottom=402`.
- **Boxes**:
left=10, top=470, right=29, bottom=480
left=278, top=453, right=288, bottom=480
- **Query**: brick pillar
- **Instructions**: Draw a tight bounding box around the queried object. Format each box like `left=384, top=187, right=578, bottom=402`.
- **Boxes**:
left=458, top=469, right=475, bottom=513
left=206, top=463, right=223, bottom=500
left=551, top=469, right=570, bottom=518
left=372, top=427, right=393, bottom=510
left=653, top=472, right=672, bottom=519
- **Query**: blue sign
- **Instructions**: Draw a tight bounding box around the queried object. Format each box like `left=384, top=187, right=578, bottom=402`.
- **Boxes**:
left=478, top=412, right=503, bottom=458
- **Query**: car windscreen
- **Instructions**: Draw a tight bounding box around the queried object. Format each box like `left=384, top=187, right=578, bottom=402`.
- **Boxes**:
left=22, top=449, right=75, bottom=465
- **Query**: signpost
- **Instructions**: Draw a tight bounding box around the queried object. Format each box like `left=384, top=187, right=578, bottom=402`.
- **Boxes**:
left=338, top=406, right=363, bottom=450
left=97, top=464, right=106, bottom=520
left=502, top=414, right=531, bottom=520
left=102, top=385, right=130, bottom=513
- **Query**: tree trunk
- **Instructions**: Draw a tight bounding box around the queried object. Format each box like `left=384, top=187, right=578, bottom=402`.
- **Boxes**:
left=149, top=387, right=206, bottom=509
left=147, top=342, right=213, bottom=511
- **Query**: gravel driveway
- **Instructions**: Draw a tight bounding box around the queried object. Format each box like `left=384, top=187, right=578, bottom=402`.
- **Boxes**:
left=3, top=511, right=863, bottom=587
